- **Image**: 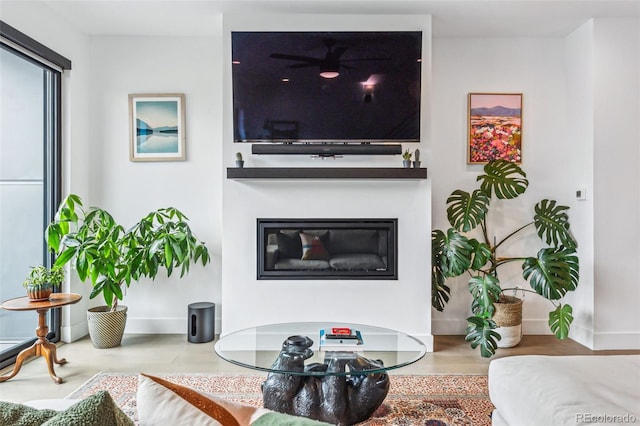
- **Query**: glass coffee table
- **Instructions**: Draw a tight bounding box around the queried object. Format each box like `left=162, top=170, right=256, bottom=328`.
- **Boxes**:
left=214, top=322, right=426, bottom=425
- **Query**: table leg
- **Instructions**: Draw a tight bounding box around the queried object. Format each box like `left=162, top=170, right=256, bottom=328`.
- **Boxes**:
left=40, top=342, right=65, bottom=384
left=0, top=307, right=66, bottom=384
left=0, top=342, right=37, bottom=383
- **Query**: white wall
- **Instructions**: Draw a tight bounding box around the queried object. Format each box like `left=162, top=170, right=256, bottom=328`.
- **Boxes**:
left=2, top=4, right=224, bottom=337
left=87, top=33, right=223, bottom=334
left=592, top=18, right=640, bottom=349
left=564, top=20, right=595, bottom=348
left=431, top=19, right=640, bottom=350
left=431, top=36, right=585, bottom=335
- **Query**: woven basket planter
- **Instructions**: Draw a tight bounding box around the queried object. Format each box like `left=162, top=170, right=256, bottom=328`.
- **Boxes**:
left=493, top=295, right=523, bottom=348
left=87, top=305, right=128, bottom=349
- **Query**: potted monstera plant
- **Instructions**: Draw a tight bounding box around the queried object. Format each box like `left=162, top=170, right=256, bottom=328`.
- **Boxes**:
left=432, top=160, right=579, bottom=357
left=46, top=194, right=210, bottom=348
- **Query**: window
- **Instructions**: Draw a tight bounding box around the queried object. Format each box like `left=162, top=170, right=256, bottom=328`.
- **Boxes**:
left=0, top=21, right=69, bottom=369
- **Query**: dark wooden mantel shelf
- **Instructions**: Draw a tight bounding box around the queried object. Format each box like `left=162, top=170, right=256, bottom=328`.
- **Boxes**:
left=226, top=167, right=427, bottom=180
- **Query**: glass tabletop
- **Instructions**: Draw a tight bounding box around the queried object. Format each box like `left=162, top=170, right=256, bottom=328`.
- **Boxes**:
left=214, top=322, right=426, bottom=376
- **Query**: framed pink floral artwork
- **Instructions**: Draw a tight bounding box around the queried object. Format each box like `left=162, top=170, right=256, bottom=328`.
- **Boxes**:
left=468, top=93, right=522, bottom=164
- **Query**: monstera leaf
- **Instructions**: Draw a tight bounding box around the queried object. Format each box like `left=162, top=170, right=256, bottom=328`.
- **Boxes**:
left=522, top=247, right=579, bottom=300
left=534, top=199, right=577, bottom=250
left=432, top=229, right=472, bottom=278
left=446, top=189, right=490, bottom=232
left=465, top=316, right=501, bottom=358
left=477, top=160, right=529, bottom=199
left=431, top=265, right=450, bottom=312
left=549, top=303, right=574, bottom=340
left=431, top=232, right=451, bottom=311
left=468, top=274, right=502, bottom=317
left=469, top=239, right=492, bottom=271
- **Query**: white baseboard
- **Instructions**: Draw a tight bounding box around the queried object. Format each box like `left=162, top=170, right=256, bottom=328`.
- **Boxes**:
left=414, top=333, right=434, bottom=352
left=593, top=331, right=640, bottom=350
left=432, top=318, right=553, bottom=336
left=567, top=323, right=594, bottom=348
left=124, top=317, right=221, bottom=335
left=431, top=318, right=467, bottom=335
left=434, top=319, right=640, bottom=350
left=61, top=320, right=88, bottom=343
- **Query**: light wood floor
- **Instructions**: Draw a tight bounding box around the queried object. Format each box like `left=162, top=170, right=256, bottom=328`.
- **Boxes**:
left=0, top=334, right=637, bottom=404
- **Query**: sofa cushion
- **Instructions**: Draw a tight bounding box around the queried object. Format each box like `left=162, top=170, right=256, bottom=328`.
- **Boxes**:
left=275, top=259, right=330, bottom=270
left=0, top=402, right=55, bottom=425
left=329, top=254, right=386, bottom=271
left=489, top=355, right=640, bottom=426
left=276, top=232, right=302, bottom=259
left=299, top=232, right=330, bottom=260
left=137, top=373, right=331, bottom=426
left=0, top=391, right=133, bottom=426
left=138, top=373, right=256, bottom=425
left=328, top=230, right=378, bottom=255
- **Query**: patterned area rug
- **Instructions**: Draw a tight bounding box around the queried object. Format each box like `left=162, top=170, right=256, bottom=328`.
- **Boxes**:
left=66, top=373, right=494, bottom=425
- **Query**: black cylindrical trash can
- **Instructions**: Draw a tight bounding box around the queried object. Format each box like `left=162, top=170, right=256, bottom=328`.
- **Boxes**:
left=188, top=302, right=215, bottom=343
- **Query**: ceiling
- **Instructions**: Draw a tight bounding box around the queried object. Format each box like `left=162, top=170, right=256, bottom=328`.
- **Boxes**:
left=34, top=0, right=640, bottom=38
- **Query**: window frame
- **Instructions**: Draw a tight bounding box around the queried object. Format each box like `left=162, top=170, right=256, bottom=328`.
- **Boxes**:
left=0, top=21, right=69, bottom=369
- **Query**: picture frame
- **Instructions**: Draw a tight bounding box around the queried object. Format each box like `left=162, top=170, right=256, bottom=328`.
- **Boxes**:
left=129, top=93, right=186, bottom=161
left=468, top=93, right=522, bottom=164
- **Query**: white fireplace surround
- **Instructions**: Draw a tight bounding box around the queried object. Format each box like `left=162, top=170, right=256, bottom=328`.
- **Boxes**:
left=221, top=179, right=432, bottom=347
left=220, top=14, right=433, bottom=350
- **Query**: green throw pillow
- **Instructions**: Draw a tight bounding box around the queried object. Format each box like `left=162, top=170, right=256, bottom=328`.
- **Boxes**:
left=0, top=391, right=133, bottom=426
left=0, top=401, right=56, bottom=426
left=253, top=412, right=333, bottom=426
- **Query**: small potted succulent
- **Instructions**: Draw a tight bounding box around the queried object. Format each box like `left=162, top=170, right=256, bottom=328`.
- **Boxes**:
left=22, top=265, right=65, bottom=301
left=402, top=149, right=412, bottom=168
left=413, top=149, right=421, bottom=168
left=235, top=152, right=244, bottom=168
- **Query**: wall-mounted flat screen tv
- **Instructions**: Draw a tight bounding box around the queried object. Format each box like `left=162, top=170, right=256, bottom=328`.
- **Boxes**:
left=232, top=31, right=422, bottom=144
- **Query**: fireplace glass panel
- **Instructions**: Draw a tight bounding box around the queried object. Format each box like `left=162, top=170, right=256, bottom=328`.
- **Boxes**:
left=257, top=219, right=397, bottom=280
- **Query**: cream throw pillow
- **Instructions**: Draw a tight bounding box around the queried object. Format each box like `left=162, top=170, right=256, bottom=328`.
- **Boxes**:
left=137, top=374, right=270, bottom=426
left=299, top=232, right=330, bottom=260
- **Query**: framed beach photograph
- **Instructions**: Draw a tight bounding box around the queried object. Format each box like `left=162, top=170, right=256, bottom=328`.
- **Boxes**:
left=468, top=93, right=522, bottom=164
left=129, top=93, right=186, bottom=161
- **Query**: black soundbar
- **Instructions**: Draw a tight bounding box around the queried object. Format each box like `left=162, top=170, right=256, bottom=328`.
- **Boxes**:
left=251, top=143, right=402, bottom=156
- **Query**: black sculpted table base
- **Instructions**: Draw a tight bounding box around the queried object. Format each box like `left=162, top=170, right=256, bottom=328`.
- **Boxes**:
left=261, top=336, right=390, bottom=426
left=214, top=322, right=426, bottom=425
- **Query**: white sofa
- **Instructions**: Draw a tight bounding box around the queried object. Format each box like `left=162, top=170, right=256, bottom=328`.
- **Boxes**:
left=488, top=355, right=640, bottom=426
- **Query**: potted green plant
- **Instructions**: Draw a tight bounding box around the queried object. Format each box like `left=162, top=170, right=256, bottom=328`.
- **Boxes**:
left=413, top=149, right=421, bottom=168
left=235, top=152, right=244, bottom=168
left=22, top=265, right=65, bottom=301
left=45, top=194, right=210, bottom=348
left=431, top=160, right=579, bottom=357
left=402, top=149, right=412, bottom=168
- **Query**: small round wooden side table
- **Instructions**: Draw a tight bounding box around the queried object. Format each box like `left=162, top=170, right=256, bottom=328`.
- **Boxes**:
left=0, top=293, right=82, bottom=384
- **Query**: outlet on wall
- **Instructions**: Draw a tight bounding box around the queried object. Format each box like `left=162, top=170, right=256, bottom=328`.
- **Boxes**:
left=576, top=187, right=587, bottom=201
